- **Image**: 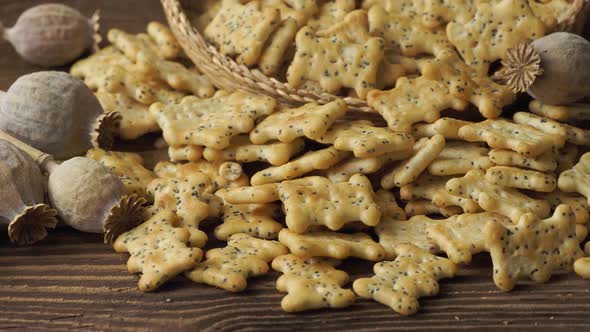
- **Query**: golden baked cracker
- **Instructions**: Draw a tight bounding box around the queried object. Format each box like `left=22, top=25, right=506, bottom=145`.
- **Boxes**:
left=557, top=144, right=580, bottom=174
left=258, top=18, right=298, bottom=76
left=286, top=26, right=384, bottom=98
left=316, top=9, right=371, bottom=43
left=429, top=212, right=511, bottom=265
left=574, top=256, right=590, bottom=279
left=261, top=0, right=318, bottom=27
left=368, top=77, right=468, bottom=133
left=204, top=0, right=280, bottom=66
left=154, top=160, right=250, bottom=193
left=458, top=119, right=564, bottom=157
left=513, top=112, right=567, bottom=140
left=151, top=91, right=276, bottom=150
left=107, top=28, right=163, bottom=61
left=147, top=174, right=213, bottom=248
left=204, top=136, right=304, bottom=166
left=278, top=228, right=386, bottom=261
left=558, top=152, right=590, bottom=204
left=376, top=60, right=408, bottom=90
left=250, top=100, right=346, bottom=144
left=353, top=244, right=457, bottom=316
left=446, top=169, right=551, bottom=222
left=307, top=0, right=356, bottom=30
left=279, top=175, right=381, bottom=233
left=447, top=0, right=546, bottom=74
left=190, top=0, right=223, bottom=31
left=146, top=21, right=183, bottom=60
left=136, top=51, right=215, bottom=98
left=251, top=147, right=350, bottom=185
left=485, top=166, right=557, bottom=193
left=376, top=189, right=406, bottom=220
left=428, top=141, right=493, bottom=176
left=186, top=233, right=288, bottom=291
left=375, top=215, right=450, bottom=258
left=420, top=50, right=516, bottom=119
left=412, top=118, right=473, bottom=140
left=316, top=120, right=415, bottom=158
left=532, top=190, right=590, bottom=225
left=529, top=100, right=590, bottom=123
left=576, top=224, right=588, bottom=243
left=214, top=203, right=284, bottom=240
left=367, top=4, right=453, bottom=57
left=168, top=145, right=204, bottom=162
left=272, top=254, right=356, bottom=312
left=95, top=91, right=159, bottom=141
left=528, top=0, right=583, bottom=30
left=216, top=183, right=280, bottom=205
left=420, top=0, right=477, bottom=27
left=400, top=174, right=481, bottom=213
left=86, top=148, right=156, bottom=200
left=324, top=151, right=413, bottom=183
left=381, top=134, right=446, bottom=188
left=404, top=200, right=463, bottom=218
left=488, top=149, right=557, bottom=173
left=485, top=205, right=583, bottom=291
left=114, top=210, right=203, bottom=292
left=219, top=162, right=244, bottom=182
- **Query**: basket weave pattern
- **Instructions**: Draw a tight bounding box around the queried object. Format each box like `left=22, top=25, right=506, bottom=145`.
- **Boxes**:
left=161, top=0, right=590, bottom=113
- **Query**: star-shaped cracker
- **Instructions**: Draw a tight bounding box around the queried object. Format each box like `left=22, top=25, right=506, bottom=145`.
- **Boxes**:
left=251, top=147, right=350, bottom=185
left=400, top=174, right=481, bottom=213
left=420, top=0, right=477, bottom=27
left=412, top=117, right=473, bottom=140
left=428, top=141, right=493, bottom=176
left=376, top=189, right=406, bottom=221
left=528, top=0, right=582, bottom=30
left=185, top=233, right=288, bottom=292
left=147, top=174, right=214, bottom=248
left=168, top=145, right=204, bottom=163
left=154, top=160, right=250, bottom=193
left=459, top=119, right=565, bottom=157
left=146, top=21, right=183, bottom=60
left=214, top=203, right=284, bottom=240
left=258, top=17, right=299, bottom=76
left=151, top=91, right=277, bottom=150
left=204, top=136, right=305, bottom=166
left=272, top=254, right=356, bottom=312
left=353, top=244, right=457, bottom=315
left=114, top=210, right=203, bottom=292
left=307, top=0, right=355, bottom=31
left=279, top=174, right=381, bottom=233
left=261, top=0, right=318, bottom=27
left=316, top=120, right=415, bottom=158
left=488, top=149, right=557, bottom=173
left=316, top=9, right=372, bottom=43
left=204, top=0, right=281, bottom=66
left=367, top=77, right=468, bottom=133
left=428, top=212, right=511, bottom=264
left=287, top=26, right=384, bottom=98
left=485, top=205, right=583, bottom=291
left=419, top=50, right=515, bottom=119
left=447, top=0, right=546, bottom=74
left=86, top=148, right=156, bottom=201
left=446, top=169, right=551, bottom=223
left=367, top=4, right=453, bottom=57
left=95, top=91, right=159, bottom=140
left=559, top=152, right=590, bottom=204
left=324, top=152, right=412, bottom=183
left=250, top=100, right=347, bottom=144
left=278, top=228, right=386, bottom=261
left=536, top=190, right=590, bottom=225
left=375, top=215, right=450, bottom=259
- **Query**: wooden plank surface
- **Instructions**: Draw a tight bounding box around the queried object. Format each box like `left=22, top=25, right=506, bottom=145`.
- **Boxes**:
left=1, top=1, right=590, bottom=331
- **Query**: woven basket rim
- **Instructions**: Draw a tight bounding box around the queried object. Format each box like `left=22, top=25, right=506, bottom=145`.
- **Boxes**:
left=161, top=0, right=590, bottom=112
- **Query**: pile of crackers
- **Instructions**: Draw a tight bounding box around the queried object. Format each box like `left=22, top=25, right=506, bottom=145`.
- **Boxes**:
left=70, top=0, right=590, bottom=316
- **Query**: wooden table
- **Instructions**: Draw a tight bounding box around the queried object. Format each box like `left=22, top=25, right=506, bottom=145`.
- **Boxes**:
left=1, top=1, right=590, bottom=331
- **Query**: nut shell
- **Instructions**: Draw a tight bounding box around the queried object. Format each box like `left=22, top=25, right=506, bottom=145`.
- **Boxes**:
left=4, top=3, right=94, bottom=67
left=48, top=157, right=126, bottom=233
left=0, top=71, right=108, bottom=159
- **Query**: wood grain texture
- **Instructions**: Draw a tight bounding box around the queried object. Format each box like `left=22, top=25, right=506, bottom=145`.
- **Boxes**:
left=1, top=1, right=590, bottom=331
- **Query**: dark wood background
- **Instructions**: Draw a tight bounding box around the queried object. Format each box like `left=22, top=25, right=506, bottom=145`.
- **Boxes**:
left=1, top=1, right=590, bottom=331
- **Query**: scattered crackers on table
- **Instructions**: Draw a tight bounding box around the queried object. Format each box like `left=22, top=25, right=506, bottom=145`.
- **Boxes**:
left=66, top=1, right=590, bottom=316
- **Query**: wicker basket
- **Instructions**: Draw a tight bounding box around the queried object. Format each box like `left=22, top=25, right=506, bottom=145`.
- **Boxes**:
left=161, top=0, right=590, bottom=112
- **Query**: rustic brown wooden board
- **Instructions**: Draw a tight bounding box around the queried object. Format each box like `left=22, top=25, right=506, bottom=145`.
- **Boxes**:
left=1, top=1, right=590, bottom=331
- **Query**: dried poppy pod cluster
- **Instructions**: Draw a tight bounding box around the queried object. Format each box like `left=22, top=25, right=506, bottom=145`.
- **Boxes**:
left=0, top=71, right=120, bottom=159
left=0, top=131, right=146, bottom=244
left=0, top=139, right=57, bottom=245
left=0, top=3, right=100, bottom=67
